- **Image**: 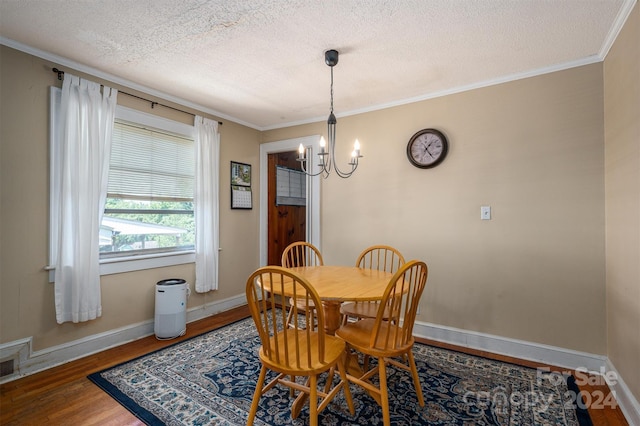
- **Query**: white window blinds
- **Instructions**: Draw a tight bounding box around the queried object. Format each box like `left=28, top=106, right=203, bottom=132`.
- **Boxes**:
left=276, top=165, right=306, bottom=206
left=108, top=121, right=195, bottom=201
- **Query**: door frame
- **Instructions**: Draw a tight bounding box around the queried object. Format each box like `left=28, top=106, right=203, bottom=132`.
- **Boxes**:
left=259, top=135, right=321, bottom=266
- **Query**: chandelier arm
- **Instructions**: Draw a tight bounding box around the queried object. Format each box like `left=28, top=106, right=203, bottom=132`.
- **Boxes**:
left=331, top=154, right=357, bottom=177
left=326, top=120, right=358, bottom=178
left=333, top=152, right=358, bottom=178
left=297, top=146, right=330, bottom=177
left=334, top=166, right=358, bottom=178
left=298, top=161, right=328, bottom=177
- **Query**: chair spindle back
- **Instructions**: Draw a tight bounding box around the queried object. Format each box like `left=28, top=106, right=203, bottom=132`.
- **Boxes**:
left=281, top=241, right=324, bottom=268
left=356, top=245, right=405, bottom=273
left=370, top=260, right=428, bottom=351
left=246, top=266, right=327, bottom=368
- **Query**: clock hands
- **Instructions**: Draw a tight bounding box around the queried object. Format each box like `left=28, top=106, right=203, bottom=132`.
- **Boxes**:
left=425, top=139, right=443, bottom=157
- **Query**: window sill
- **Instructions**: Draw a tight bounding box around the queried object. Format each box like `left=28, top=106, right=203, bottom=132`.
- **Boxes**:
left=100, top=251, right=196, bottom=275
left=47, top=251, right=196, bottom=282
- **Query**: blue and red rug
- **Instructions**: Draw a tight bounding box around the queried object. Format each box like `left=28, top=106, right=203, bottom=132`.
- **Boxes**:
left=88, top=316, right=591, bottom=425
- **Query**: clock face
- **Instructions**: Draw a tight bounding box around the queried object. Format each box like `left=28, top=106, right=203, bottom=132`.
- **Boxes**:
left=407, top=129, right=448, bottom=168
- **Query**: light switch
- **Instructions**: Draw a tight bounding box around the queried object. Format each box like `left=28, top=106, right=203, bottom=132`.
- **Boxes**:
left=481, top=206, right=491, bottom=220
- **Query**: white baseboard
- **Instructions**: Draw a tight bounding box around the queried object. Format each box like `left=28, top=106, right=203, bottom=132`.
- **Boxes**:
left=606, top=359, right=640, bottom=426
left=186, top=293, right=247, bottom=324
left=0, top=293, right=247, bottom=384
left=413, top=320, right=608, bottom=372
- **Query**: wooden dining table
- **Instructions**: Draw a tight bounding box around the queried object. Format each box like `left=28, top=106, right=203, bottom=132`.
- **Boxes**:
left=282, top=265, right=393, bottom=335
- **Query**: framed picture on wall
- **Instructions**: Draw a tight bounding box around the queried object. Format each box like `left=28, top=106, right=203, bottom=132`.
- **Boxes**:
left=231, top=161, right=251, bottom=186
left=231, top=161, right=252, bottom=209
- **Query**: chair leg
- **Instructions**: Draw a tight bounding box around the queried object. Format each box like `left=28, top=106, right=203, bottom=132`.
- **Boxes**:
left=291, top=377, right=310, bottom=419
left=309, top=374, right=318, bottom=426
left=289, top=375, right=296, bottom=397
left=286, top=302, right=295, bottom=328
left=247, top=365, right=267, bottom=426
left=378, top=358, right=391, bottom=426
left=323, top=367, right=335, bottom=394
left=363, top=354, right=371, bottom=372
left=337, top=356, right=355, bottom=415
left=407, top=350, right=425, bottom=407
left=341, top=313, right=349, bottom=325
left=310, top=307, right=316, bottom=331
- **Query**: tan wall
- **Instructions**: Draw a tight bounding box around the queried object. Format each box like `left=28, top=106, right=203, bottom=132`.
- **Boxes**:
left=0, top=38, right=619, bottom=362
left=604, top=3, right=640, bottom=403
left=264, top=64, right=607, bottom=354
left=0, top=46, right=261, bottom=350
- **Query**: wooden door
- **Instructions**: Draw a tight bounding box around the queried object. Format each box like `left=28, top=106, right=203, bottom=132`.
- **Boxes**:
left=267, top=151, right=307, bottom=265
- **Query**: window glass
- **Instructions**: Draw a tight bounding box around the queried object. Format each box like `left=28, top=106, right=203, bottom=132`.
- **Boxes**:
left=101, top=121, right=195, bottom=257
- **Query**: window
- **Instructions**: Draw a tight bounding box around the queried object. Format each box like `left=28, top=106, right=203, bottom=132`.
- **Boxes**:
left=101, top=108, right=197, bottom=274
left=49, top=86, right=197, bottom=278
left=276, top=165, right=306, bottom=206
left=102, top=121, right=195, bottom=257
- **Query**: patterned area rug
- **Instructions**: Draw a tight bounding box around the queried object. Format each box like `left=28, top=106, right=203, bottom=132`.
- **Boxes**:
left=88, top=315, right=591, bottom=425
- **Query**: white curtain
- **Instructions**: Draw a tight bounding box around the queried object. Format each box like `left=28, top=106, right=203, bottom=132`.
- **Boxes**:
left=194, top=116, right=220, bottom=292
left=54, top=74, right=117, bottom=324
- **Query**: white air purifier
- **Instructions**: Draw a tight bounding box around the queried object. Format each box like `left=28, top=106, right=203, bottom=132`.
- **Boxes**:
left=154, top=278, right=189, bottom=339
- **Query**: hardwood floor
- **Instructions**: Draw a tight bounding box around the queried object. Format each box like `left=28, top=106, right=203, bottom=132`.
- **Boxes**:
left=0, top=305, right=629, bottom=425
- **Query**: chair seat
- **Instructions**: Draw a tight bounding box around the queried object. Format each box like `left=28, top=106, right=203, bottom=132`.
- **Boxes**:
left=340, top=301, right=385, bottom=320
left=260, top=329, right=347, bottom=375
left=336, top=319, right=414, bottom=359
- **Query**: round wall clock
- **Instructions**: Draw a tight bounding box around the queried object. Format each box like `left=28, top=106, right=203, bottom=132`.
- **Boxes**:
left=406, top=128, right=448, bottom=168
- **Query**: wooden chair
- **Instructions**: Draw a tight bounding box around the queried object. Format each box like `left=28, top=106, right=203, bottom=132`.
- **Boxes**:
left=281, top=241, right=324, bottom=268
left=336, top=260, right=428, bottom=426
left=245, top=266, right=355, bottom=426
left=340, top=245, right=405, bottom=324
left=281, top=241, right=324, bottom=330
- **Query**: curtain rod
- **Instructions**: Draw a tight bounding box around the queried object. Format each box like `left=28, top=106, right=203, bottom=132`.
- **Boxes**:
left=52, top=68, right=222, bottom=125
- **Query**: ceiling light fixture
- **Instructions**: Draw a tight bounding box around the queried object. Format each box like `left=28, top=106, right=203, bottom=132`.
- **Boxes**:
left=298, top=49, right=362, bottom=178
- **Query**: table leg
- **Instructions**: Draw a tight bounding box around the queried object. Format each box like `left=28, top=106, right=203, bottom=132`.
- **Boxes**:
left=321, top=301, right=341, bottom=335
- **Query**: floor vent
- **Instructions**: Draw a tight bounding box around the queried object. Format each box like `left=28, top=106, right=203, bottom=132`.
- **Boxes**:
left=0, top=359, right=15, bottom=377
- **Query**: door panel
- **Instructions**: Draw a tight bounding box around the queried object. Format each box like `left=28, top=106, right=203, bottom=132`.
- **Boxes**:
left=267, top=151, right=306, bottom=265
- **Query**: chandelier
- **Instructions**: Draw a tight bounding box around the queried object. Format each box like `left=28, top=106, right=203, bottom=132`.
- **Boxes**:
left=297, top=49, right=362, bottom=178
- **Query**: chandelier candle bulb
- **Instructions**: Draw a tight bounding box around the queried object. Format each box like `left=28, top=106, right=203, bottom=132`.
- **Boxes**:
left=319, top=137, right=326, bottom=154
left=298, top=143, right=305, bottom=160
left=354, top=139, right=361, bottom=157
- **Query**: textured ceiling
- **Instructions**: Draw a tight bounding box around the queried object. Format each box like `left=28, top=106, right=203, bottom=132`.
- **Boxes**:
left=0, top=0, right=634, bottom=130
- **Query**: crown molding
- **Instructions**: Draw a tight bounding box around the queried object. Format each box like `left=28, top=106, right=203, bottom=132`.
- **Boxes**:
left=0, top=36, right=259, bottom=130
